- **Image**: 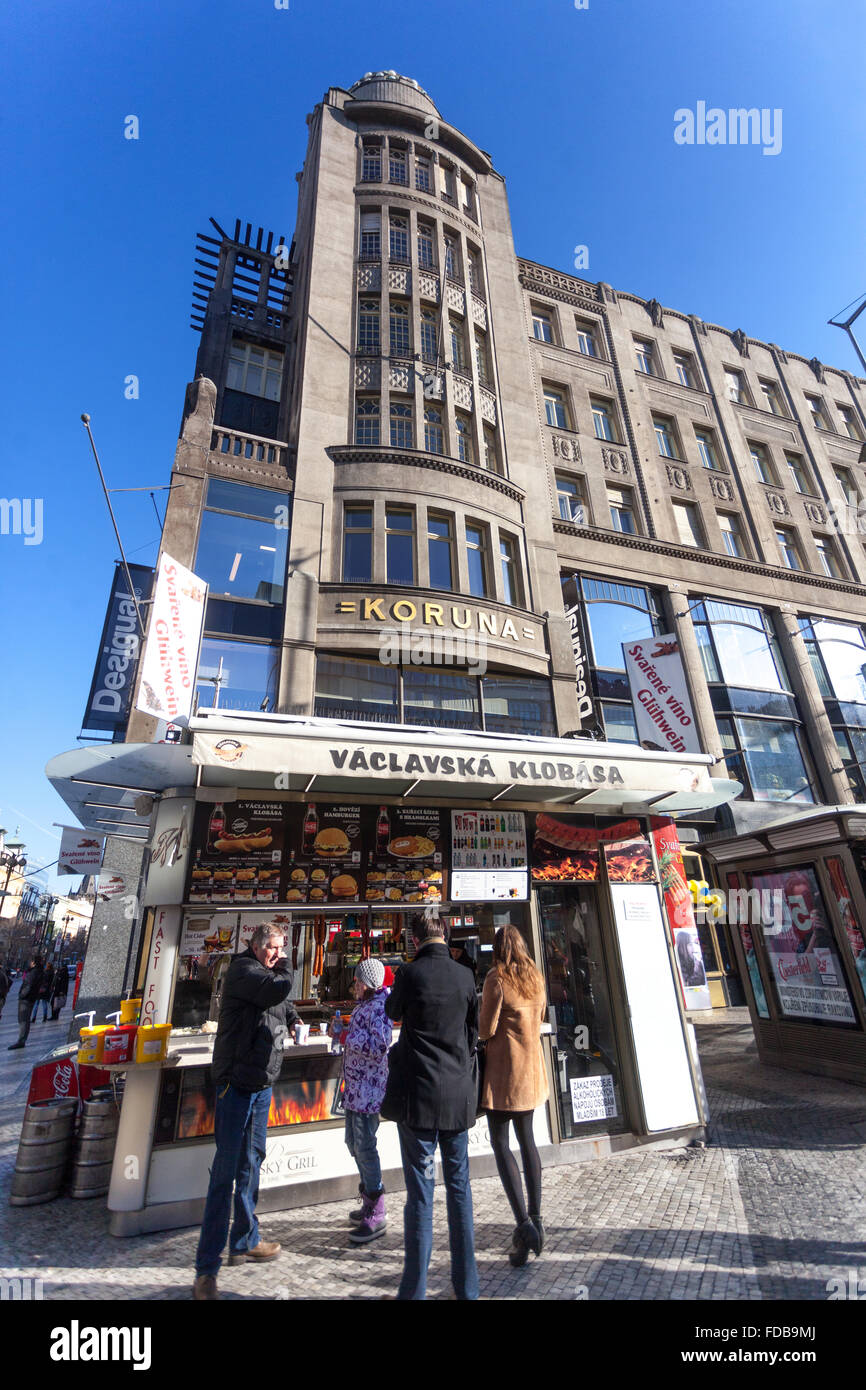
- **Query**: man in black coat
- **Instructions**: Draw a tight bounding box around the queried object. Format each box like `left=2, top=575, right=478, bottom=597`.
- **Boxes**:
left=193, top=924, right=299, bottom=1301
left=382, top=912, right=479, bottom=1300
left=8, top=956, right=43, bottom=1050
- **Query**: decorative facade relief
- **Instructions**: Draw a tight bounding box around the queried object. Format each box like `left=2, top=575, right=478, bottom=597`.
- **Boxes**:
left=804, top=501, right=826, bottom=525
left=389, top=361, right=412, bottom=392
left=765, top=491, right=790, bottom=517
left=470, top=295, right=488, bottom=329
left=355, top=359, right=381, bottom=389
left=552, top=435, right=581, bottom=463
left=479, top=387, right=497, bottom=425
left=446, top=282, right=466, bottom=314
left=602, top=448, right=629, bottom=475
left=453, top=376, right=473, bottom=411
left=732, top=328, right=750, bottom=357
left=665, top=463, right=691, bottom=492
left=646, top=298, right=664, bottom=328
left=357, top=263, right=382, bottom=291
left=709, top=476, right=734, bottom=501
left=418, top=271, right=440, bottom=303
left=388, top=266, right=411, bottom=295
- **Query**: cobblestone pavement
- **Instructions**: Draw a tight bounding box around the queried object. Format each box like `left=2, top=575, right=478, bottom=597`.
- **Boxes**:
left=1, top=999, right=864, bottom=1300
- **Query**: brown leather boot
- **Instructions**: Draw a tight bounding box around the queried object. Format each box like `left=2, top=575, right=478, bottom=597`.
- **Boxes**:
left=227, top=1240, right=281, bottom=1265
left=193, top=1274, right=219, bottom=1300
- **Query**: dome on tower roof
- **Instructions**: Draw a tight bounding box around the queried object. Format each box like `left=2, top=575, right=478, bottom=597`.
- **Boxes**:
left=348, top=71, right=440, bottom=118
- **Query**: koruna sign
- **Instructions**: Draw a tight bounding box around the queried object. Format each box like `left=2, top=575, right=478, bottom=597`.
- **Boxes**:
left=622, top=634, right=701, bottom=755
left=135, top=554, right=207, bottom=726
left=192, top=731, right=713, bottom=799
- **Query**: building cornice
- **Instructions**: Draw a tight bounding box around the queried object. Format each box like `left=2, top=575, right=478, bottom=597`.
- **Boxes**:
left=553, top=520, right=866, bottom=598
left=327, top=446, right=525, bottom=501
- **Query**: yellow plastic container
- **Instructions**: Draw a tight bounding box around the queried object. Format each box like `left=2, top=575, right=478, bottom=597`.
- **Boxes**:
left=77, top=1025, right=111, bottom=1066
left=134, top=1024, right=171, bottom=1064
left=119, top=997, right=140, bottom=1025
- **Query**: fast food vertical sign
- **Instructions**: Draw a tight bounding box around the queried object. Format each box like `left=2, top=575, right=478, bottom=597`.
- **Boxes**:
left=650, top=817, right=711, bottom=1011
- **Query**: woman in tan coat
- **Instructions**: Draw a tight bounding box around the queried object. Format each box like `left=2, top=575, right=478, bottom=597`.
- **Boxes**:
left=479, top=925, right=548, bottom=1266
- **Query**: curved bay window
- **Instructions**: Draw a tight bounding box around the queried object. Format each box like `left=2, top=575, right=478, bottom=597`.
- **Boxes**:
left=314, top=655, right=554, bottom=736
left=800, top=616, right=866, bottom=797
left=693, top=599, right=815, bottom=804
left=561, top=575, right=662, bottom=743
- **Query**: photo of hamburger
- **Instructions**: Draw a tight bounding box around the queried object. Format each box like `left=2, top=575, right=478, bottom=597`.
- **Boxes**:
left=309, top=887, right=326, bottom=901
left=331, top=874, right=358, bottom=899
left=313, top=827, right=350, bottom=856
left=290, top=868, right=307, bottom=882
left=286, top=888, right=304, bottom=902
left=235, top=869, right=256, bottom=882
left=310, top=868, right=327, bottom=883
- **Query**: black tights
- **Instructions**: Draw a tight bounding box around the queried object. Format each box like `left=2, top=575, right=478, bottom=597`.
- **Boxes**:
left=486, top=1110, right=542, bottom=1225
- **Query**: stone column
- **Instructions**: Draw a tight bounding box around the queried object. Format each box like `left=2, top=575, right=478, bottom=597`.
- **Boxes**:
left=663, top=592, right=726, bottom=776
left=776, top=612, right=854, bottom=806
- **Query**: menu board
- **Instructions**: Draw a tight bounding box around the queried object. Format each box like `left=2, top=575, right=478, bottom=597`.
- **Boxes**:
left=451, top=870, right=528, bottom=901
left=285, top=804, right=364, bottom=905
left=188, top=800, right=283, bottom=906
left=451, top=810, right=527, bottom=870
left=365, top=805, right=444, bottom=905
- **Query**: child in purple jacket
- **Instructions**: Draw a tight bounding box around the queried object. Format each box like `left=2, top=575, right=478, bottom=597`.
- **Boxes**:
left=342, top=957, right=392, bottom=1244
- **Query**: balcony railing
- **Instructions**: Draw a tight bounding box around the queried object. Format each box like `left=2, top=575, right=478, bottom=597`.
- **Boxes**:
left=211, top=428, right=287, bottom=467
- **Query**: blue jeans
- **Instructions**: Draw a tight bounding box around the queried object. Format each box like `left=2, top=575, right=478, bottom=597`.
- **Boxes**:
left=30, top=1000, right=48, bottom=1022
left=195, top=1083, right=272, bottom=1277
left=344, top=1111, right=382, bottom=1194
left=397, top=1125, right=479, bottom=1301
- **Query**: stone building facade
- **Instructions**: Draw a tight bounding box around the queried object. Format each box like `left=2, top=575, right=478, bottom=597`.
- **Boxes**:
left=128, top=71, right=866, bottom=840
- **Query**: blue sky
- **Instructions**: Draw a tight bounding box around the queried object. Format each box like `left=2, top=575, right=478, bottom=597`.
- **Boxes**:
left=1, top=0, right=864, bottom=886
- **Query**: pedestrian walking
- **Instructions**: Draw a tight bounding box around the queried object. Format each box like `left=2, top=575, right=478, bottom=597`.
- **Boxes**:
left=342, top=957, right=392, bottom=1245
left=50, top=962, right=70, bottom=1021
left=0, top=959, right=10, bottom=1023
left=31, top=963, right=54, bottom=1023
left=479, top=925, right=548, bottom=1267
left=193, top=924, right=299, bottom=1301
left=9, top=956, right=44, bottom=1049
left=382, top=912, right=479, bottom=1301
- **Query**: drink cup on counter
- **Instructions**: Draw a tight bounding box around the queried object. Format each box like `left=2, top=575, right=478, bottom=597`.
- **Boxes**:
left=295, top=1023, right=310, bottom=1045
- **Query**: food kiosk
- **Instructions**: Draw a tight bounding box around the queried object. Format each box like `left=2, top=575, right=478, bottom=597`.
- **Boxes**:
left=703, top=805, right=866, bottom=1084
left=46, top=713, right=741, bottom=1236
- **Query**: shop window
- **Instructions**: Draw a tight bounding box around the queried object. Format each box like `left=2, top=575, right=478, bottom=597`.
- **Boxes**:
left=195, top=479, right=290, bottom=604
left=314, top=655, right=399, bottom=724
left=427, top=513, right=453, bottom=589
left=746, top=866, right=858, bottom=1023
left=195, top=637, right=279, bottom=714
left=385, top=508, right=415, bottom=585
left=725, top=719, right=814, bottom=803
left=342, top=506, right=373, bottom=582
left=403, top=669, right=479, bottom=731
left=481, top=674, right=555, bottom=737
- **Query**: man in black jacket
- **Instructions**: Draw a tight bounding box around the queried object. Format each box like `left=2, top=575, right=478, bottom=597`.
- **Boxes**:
left=382, top=912, right=479, bottom=1300
left=193, top=924, right=299, bottom=1301
left=8, top=956, right=43, bottom=1050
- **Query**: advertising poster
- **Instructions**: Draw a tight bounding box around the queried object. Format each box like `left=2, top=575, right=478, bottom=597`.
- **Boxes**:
left=530, top=815, right=654, bottom=884
left=135, top=553, right=207, bottom=726
left=826, top=856, right=866, bottom=1006
left=622, top=632, right=701, bottom=755
left=450, top=809, right=527, bottom=901
left=178, top=914, right=236, bottom=958
left=286, top=803, right=364, bottom=905
left=365, top=805, right=444, bottom=905
left=570, top=1074, right=618, bottom=1123
left=58, top=826, right=106, bottom=877
left=651, top=816, right=712, bottom=1010
left=188, top=800, right=284, bottom=905
left=747, top=866, right=857, bottom=1024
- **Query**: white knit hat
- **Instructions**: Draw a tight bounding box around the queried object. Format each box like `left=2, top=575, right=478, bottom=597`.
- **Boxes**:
left=355, top=958, right=386, bottom=991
